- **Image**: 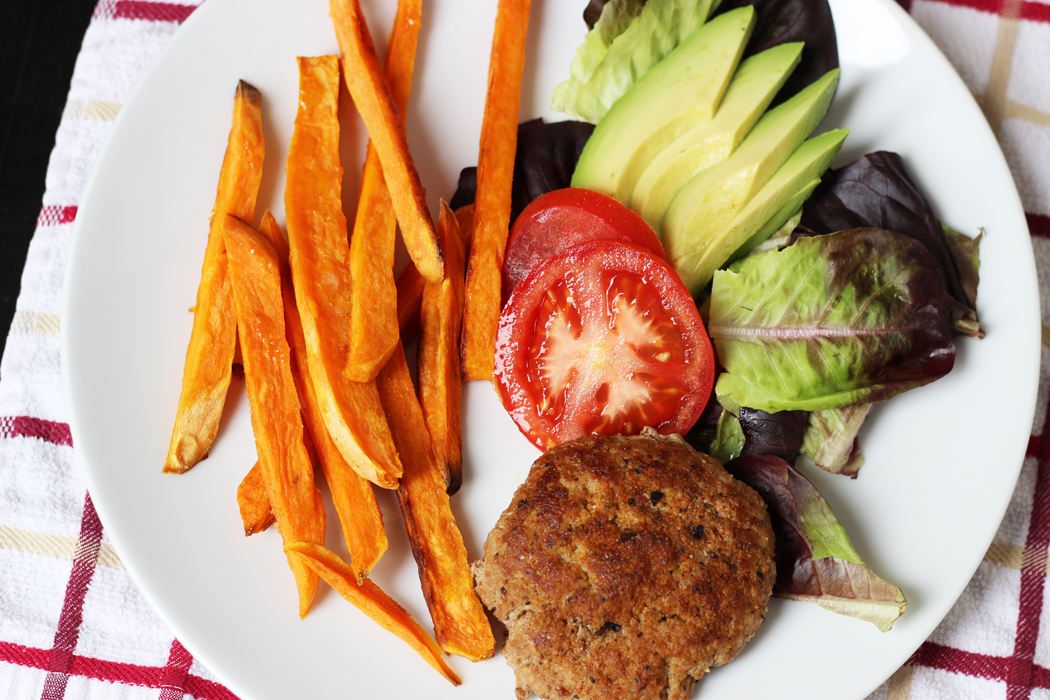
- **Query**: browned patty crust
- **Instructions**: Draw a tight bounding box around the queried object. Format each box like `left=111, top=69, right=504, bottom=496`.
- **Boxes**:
left=474, top=430, right=775, bottom=700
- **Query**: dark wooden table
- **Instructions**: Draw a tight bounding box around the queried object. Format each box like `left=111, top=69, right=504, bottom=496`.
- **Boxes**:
left=0, top=0, right=99, bottom=367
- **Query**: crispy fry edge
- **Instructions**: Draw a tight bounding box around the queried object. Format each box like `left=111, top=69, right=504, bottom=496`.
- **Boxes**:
left=378, top=342, right=496, bottom=662
left=397, top=204, right=474, bottom=345
left=164, top=80, right=264, bottom=474
left=285, top=543, right=462, bottom=686
left=237, top=461, right=275, bottom=536
left=346, top=0, right=424, bottom=382
left=258, top=210, right=388, bottom=582
left=330, top=0, right=443, bottom=284
left=419, top=201, right=469, bottom=493
left=224, top=215, right=326, bottom=619
left=460, top=0, right=531, bottom=382
left=285, top=54, right=403, bottom=490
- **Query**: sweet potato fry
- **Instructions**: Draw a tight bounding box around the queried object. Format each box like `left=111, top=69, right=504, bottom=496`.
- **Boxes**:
left=419, top=201, right=469, bottom=494
left=257, top=210, right=388, bottom=582
left=396, top=262, right=426, bottom=343
left=346, top=0, right=423, bottom=382
left=165, top=80, right=264, bottom=474
left=377, top=342, right=495, bottom=661
left=285, top=55, right=402, bottom=489
left=397, top=204, right=474, bottom=345
left=285, top=543, right=461, bottom=685
left=454, top=203, right=475, bottom=244
left=223, top=215, right=326, bottom=618
left=460, top=0, right=531, bottom=381
left=329, top=0, right=443, bottom=284
left=237, top=461, right=274, bottom=536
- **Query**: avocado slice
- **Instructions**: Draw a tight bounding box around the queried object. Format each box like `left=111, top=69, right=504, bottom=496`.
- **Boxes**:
left=729, top=178, right=819, bottom=262
left=630, top=42, right=804, bottom=231
left=571, top=7, right=755, bottom=203
left=663, top=68, right=841, bottom=294
left=552, top=0, right=719, bottom=124
left=672, top=128, right=849, bottom=294
left=739, top=205, right=806, bottom=258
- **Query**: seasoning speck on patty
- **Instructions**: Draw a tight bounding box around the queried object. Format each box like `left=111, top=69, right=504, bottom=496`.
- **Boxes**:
left=473, top=429, right=775, bottom=700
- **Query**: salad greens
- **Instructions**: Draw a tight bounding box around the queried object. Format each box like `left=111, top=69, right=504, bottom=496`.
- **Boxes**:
left=799, top=151, right=983, bottom=338
left=463, top=0, right=984, bottom=632
left=570, top=0, right=648, bottom=88
left=577, top=0, right=840, bottom=110
left=726, top=455, right=907, bottom=631
left=709, top=409, right=746, bottom=463
left=565, top=0, right=844, bottom=297
left=739, top=405, right=809, bottom=459
left=571, top=6, right=758, bottom=204
left=709, top=227, right=957, bottom=414
left=450, top=118, right=594, bottom=226
left=800, top=404, right=872, bottom=477
left=715, top=0, right=840, bottom=107
left=552, top=0, right=718, bottom=123
left=709, top=151, right=984, bottom=481
left=687, top=400, right=809, bottom=462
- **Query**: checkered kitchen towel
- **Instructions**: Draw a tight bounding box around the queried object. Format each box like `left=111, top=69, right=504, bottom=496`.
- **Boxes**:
left=1, top=0, right=1049, bottom=698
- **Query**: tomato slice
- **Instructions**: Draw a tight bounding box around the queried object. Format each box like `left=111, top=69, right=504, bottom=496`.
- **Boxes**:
left=494, top=240, right=714, bottom=450
left=502, top=187, right=664, bottom=303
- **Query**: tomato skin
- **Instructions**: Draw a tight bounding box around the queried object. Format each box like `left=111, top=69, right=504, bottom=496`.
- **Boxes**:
left=502, top=188, right=664, bottom=304
left=495, top=240, right=714, bottom=451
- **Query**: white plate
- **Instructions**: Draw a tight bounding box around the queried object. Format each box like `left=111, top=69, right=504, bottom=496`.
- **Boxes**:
left=62, top=0, right=1040, bottom=698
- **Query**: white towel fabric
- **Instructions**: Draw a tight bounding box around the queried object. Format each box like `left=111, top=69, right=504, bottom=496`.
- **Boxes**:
left=1, top=1, right=1048, bottom=698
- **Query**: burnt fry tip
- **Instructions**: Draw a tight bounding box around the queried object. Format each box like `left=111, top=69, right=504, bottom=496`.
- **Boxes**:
left=236, top=79, right=262, bottom=107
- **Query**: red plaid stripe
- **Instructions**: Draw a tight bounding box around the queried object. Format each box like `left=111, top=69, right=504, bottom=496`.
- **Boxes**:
left=39, top=494, right=104, bottom=699
left=158, top=640, right=195, bottom=700
left=904, top=424, right=1050, bottom=696
left=93, top=1, right=197, bottom=23
left=0, top=489, right=240, bottom=698
left=35, top=206, right=78, bottom=228
left=903, top=301, right=1050, bottom=693
left=908, top=0, right=1050, bottom=20
left=1009, top=438, right=1050, bottom=697
left=1022, top=3, right=1050, bottom=22
left=1028, top=213, right=1050, bottom=238
left=0, top=418, right=241, bottom=697
left=911, top=642, right=1011, bottom=680
left=0, top=416, right=73, bottom=446
left=0, top=640, right=240, bottom=700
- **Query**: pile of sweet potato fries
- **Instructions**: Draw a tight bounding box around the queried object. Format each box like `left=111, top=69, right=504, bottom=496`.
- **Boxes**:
left=162, top=0, right=532, bottom=684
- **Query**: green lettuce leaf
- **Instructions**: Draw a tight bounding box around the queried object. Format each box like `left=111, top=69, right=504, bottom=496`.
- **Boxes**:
left=798, top=151, right=983, bottom=338
left=709, top=227, right=957, bottom=414
left=686, top=398, right=809, bottom=463
left=942, top=224, right=982, bottom=318
left=709, top=409, right=745, bottom=463
left=801, top=404, right=872, bottom=477
left=570, top=0, right=648, bottom=88
left=551, top=0, right=716, bottom=123
left=727, top=454, right=906, bottom=631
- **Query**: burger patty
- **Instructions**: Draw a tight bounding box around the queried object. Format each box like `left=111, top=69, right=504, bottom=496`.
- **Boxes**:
left=473, top=429, right=775, bottom=700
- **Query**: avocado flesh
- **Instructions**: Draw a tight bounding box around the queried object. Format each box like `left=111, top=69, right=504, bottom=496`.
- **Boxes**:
left=630, top=42, right=804, bottom=231
left=673, top=128, right=849, bottom=294
left=663, top=68, right=841, bottom=293
left=552, top=0, right=718, bottom=124
left=728, top=178, right=819, bottom=263
left=571, top=7, right=755, bottom=203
